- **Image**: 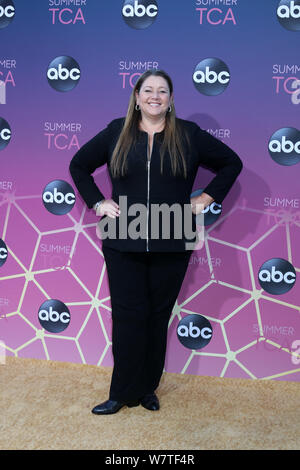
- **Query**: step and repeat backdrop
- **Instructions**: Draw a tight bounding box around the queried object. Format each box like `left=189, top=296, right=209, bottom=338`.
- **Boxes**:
left=0, top=0, right=300, bottom=381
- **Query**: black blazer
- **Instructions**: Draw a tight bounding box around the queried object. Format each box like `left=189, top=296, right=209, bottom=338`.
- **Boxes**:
left=69, top=117, right=243, bottom=252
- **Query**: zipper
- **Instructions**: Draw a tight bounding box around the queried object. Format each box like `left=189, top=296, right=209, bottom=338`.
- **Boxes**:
left=146, top=133, right=155, bottom=252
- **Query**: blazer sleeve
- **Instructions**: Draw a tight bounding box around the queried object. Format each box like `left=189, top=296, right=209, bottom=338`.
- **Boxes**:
left=193, top=124, right=243, bottom=204
left=69, top=122, right=112, bottom=209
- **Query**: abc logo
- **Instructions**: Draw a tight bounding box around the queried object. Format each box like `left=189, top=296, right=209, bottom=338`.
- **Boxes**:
left=191, top=189, right=222, bottom=226
left=0, top=117, right=11, bottom=150
left=38, top=299, right=70, bottom=333
left=277, top=0, right=300, bottom=31
left=47, top=56, right=81, bottom=92
left=258, top=258, right=296, bottom=295
left=177, top=314, right=213, bottom=350
left=0, top=239, right=8, bottom=267
left=122, top=0, right=158, bottom=29
left=42, top=180, right=76, bottom=215
left=0, top=0, right=15, bottom=29
left=193, top=58, right=230, bottom=96
left=268, top=127, right=300, bottom=166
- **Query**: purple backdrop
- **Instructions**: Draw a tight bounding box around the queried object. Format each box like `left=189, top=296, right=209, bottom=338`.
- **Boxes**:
left=0, top=0, right=300, bottom=381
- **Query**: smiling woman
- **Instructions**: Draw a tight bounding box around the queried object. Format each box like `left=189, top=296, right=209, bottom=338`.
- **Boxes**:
left=135, top=75, right=171, bottom=119
left=110, top=69, right=190, bottom=181
left=69, top=68, right=243, bottom=415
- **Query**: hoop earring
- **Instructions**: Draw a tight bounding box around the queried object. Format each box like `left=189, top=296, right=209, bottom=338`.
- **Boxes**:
left=168, top=105, right=172, bottom=113
left=135, top=104, right=140, bottom=111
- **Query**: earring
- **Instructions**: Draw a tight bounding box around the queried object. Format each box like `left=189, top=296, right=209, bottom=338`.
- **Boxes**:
left=135, top=104, right=140, bottom=111
left=168, top=105, right=172, bottom=113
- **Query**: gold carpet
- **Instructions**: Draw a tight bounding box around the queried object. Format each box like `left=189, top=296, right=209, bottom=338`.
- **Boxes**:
left=1, top=356, right=300, bottom=450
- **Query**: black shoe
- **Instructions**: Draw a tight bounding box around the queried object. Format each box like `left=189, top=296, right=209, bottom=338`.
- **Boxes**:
left=91, top=399, right=140, bottom=415
left=140, top=393, right=160, bottom=411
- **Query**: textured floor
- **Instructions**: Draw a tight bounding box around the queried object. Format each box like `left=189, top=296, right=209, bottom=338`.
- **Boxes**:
left=1, top=356, right=300, bottom=450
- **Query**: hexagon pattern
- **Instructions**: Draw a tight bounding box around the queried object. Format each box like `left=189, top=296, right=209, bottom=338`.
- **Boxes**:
left=1, top=191, right=299, bottom=381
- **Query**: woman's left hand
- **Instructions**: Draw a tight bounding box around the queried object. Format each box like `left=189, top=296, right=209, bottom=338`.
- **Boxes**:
left=190, top=192, right=214, bottom=215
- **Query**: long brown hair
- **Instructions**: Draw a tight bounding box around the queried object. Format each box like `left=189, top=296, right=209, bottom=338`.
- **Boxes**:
left=110, top=70, right=189, bottom=179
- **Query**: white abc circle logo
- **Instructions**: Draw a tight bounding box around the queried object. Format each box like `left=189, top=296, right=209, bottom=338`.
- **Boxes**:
left=0, top=128, right=10, bottom=140
left=269, top=137, right=300, bottom=153
left=259, top=266, right=296, bottom=284
left=122, top=0, right=158, bottom=29
left=43, top=188, right=75, bottom=204
left=193, top=58, right=230, bottom=96
left=193, top=68, right=229, bottom=85
left=191, top=189, right=222, bottom=226
left=39, top=307, right=70, bottom=323
left=47, top=56, right=81, bottom=92
left=0, top=118, right=12, bottom=150
left=178, top=323, right=212, bottom=339
left=0, top=128, right=11, bottom=140
left=47, top=64, right=80, bottom=81
left=258, top=258, right=296, bottom=295
left=0, top=239, right=8, bottom=267
left=278, top=0, right=300, bottom=16
left=38, top=300, right=70, bottom=333
left=202, top=202, right=222, bottom=215
left=0, top=5, right=14, bottom=17
left=268, top=127, right=300, bottom=166
left=0, top=1, right=15, bottom=29
left=277, top=1, right=300, bottom=31
left=42, top=180, right=76, bottom=215
left=0, top=247, right=8, bottom=259
left=177, top=314, right=213, bottom=349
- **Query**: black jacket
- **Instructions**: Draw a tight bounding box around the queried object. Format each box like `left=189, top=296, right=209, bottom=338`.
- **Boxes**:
left=69, top=117, right=243, bottom=252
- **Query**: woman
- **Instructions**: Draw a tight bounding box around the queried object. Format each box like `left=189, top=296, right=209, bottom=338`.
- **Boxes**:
left=69, top=69, right=243, bottom=415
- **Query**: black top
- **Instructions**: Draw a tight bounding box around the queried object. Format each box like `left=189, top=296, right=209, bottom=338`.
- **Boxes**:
left=69, top=117, right=243, bottom=252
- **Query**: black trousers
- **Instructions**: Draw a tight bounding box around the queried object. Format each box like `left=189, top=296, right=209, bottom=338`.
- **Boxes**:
left=102, top=245, right=193, bottom=402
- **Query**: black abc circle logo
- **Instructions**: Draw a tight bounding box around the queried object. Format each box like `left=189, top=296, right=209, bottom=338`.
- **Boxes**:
left=42, top=180, right=76, bottom=215
left=0, top=117, right=11, bottom=150
left=38, top=299, right=70, bottom=333
left=258, top=258, right=296, bottom=295
left=193, top=58, right=230, bottom=96
left=191, top=189, right=222, bottom=226
left=47, top=56, right=81, bottom=92
left=177, top=314, right=213, bottom=350
left=122, top=0, right=158, bottom=29
left=277, top=0, right=300, bottom=31
left=0, top=0, right=15, bottom=29
left=0, top=239, right=8, bottom=267
left=268, top=127, right=300, bottom=166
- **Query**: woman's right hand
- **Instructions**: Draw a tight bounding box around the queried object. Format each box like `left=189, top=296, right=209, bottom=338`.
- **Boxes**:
left=97, top=199, right=121, bottom=218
